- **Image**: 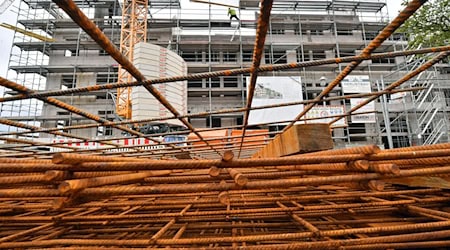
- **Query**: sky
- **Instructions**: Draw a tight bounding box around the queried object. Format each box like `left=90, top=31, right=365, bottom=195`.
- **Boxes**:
left=0, top=0, right=18, bottom=77
left=0, top=1, right=404, bottom=79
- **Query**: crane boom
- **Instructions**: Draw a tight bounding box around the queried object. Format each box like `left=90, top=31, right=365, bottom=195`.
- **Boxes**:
left=0, top=23, right=55, bottom=42
left=116, top=0, right=148, bottom=119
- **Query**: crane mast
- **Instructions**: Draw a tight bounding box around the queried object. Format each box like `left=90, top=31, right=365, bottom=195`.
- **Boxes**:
left=116, top=0, right=148, bottom=119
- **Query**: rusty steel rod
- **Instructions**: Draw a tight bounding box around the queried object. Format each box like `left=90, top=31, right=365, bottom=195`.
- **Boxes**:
left=239, top=0, right=274, bottom=158
left=330, top=50, right=450, bottom=124
left=2, top=166, right=448, bottom=198
left=1, top=149, right=450, bottom=173
left=0, top=77, right=143, bottom=151
left=51, top=0, right=220, bottom=157
left=52, top=153, right=148, bottom=164
left=0, top=87, right=423, bottom=141
left=1, top=46, right=447, bottom=104
left=1, top=222, right=450, bottom=247
left=58, top=172, right=164, bottom=194
left=0, top=0, right=449, bottom=246
left=282, top=0, right=427, bottom=133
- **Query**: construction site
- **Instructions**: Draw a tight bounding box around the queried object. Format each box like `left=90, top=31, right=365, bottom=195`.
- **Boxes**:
left=0, top=0, right=449, bottom=248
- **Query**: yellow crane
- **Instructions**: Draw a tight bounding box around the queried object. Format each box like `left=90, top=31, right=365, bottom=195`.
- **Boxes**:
left=116, top=0, right=148, bottom=119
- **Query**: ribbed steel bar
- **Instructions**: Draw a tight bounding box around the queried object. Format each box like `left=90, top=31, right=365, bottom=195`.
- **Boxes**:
left=281, top=0, right=428, bottom=132
left=1, top=221, right=450, bottom=247
left=330, top=50, right=450, bottom=124
left=195, top=230, right=450, bottom=249
left=376, top=156, right=450, bottom=166
left=239, top=0, right=273, bottom=158
left=0, top=171, right=64, bottom=184
left=277, top=201, right=320, bottom=235
left=52, top=153, right=148, bottom=164
left=143, top=168, right=350, bottom=184
left=1, top=166, right=447, bottom=198
left=0, top=87, right=423, bottom=140
left=0, top=198, right=444, bottom=221
left=0, top=223, right=53, bottom=243
left=51, top=0, right=219, bottom=157
left=1, top=46, right=447, bottom=104
left=303, top=145, right=380, bottom=156
left=0, top=109, right=375, bottom=158
left=0, top=207, right=92, bottom=244
left=73, top=189, right=439, bottom=206
left=342, top=241, right=450, bottom=250
left=0, top=136, right=75, bottom=151
left=0, top=77, right=140, bottom=150
left=0, top=118, right=87, bottom=141
left=407, top=205, right=450, bottom=219
left=385, top=142, right=450, bottom=152
left=58, top=172, right=160, bottom=194
left=1, top=149, right=450, bottom=173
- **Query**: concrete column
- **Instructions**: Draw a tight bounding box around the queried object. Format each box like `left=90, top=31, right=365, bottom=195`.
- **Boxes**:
left=45, top=73, right=62, bottom=91
left=308, top=50, right=313, bottom=61
left=324, top=50, right=334, bottom=59
left=76, top=73, right=96, bottom=88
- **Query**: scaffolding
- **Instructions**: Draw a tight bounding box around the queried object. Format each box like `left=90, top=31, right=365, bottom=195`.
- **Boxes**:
left=0, top=0, right=449, bottom=150
left=0, top=0, right=449, bottom=248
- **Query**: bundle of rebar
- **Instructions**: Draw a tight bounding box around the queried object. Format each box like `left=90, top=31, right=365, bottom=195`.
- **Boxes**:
left=0, top=143, right=449, bottom=249
left=0, top=0, right=449, bottom=248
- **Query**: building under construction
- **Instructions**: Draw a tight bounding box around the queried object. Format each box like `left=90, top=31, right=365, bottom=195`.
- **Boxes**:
left=0, top=0, right=450, bottom=248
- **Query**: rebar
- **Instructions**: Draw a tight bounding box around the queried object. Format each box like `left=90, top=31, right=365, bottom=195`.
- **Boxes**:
left=1, top=0, right=449, bottom=248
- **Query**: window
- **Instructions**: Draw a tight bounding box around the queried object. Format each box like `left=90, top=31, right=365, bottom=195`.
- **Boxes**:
left=336, top=49, right=355, bottom=58
left=99, top=49, right=109, bottom=56
left=294, top=29, right=308, bottom=35
left=61, top=74, right=76, bottom=89
left=96, top=72, right=118, bottom=85
left=265, top=50, right=287, bottom=64
left=442, top=89, right=450, bottom=106
left=223, top=76, right=238, bottom=88
left=181, top=51, right=202, bottom=62
left=64, top=49, right=79, bottom=57
left=363, top=32, right=378, bottom=40
left=242, top=50, right=253, bottom=62
left=210, top=51, right=220, bottom=62
left=97, top=125, right=113, bottom=136
left=223, top=51, right=237, bottom=62
left=206, top=78, right=220, bottom=88
left=311, top=51, right=326, bottom=60
left=188, top=80, right=202, bottom=88
left=206, top=117, right=221, bottom=127
left=98, top=110, right=114, bottom=115
left=56, top=119, right=69, bottom=133
left=372, top=57, right=395, bottom=64
left=271, top=29, right=285, bottom=35
left=310, top=29, right=324, bottom=35
left=391, top=33, right=406, bottom=41
left=336, top=30, right=353, bottom=36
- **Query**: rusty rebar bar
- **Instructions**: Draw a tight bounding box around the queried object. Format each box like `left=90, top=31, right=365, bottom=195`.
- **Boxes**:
left=330, top=50, right=450, bottom=125
left=51, top=0, right=220, bottom=157
left=282, top=0, right=427, bottom=132
left=1, top=46, right=446, bottom=104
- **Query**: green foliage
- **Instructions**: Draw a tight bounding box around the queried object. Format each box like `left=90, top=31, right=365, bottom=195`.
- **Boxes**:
left=398, top=0, right=450, bottom=48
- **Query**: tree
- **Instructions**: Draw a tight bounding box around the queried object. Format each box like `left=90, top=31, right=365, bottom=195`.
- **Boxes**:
left=399, top=0, right=450, bottom=48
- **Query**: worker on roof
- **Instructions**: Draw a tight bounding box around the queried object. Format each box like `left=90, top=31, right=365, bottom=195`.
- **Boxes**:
left=228, top=8, right=239, bottom=21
